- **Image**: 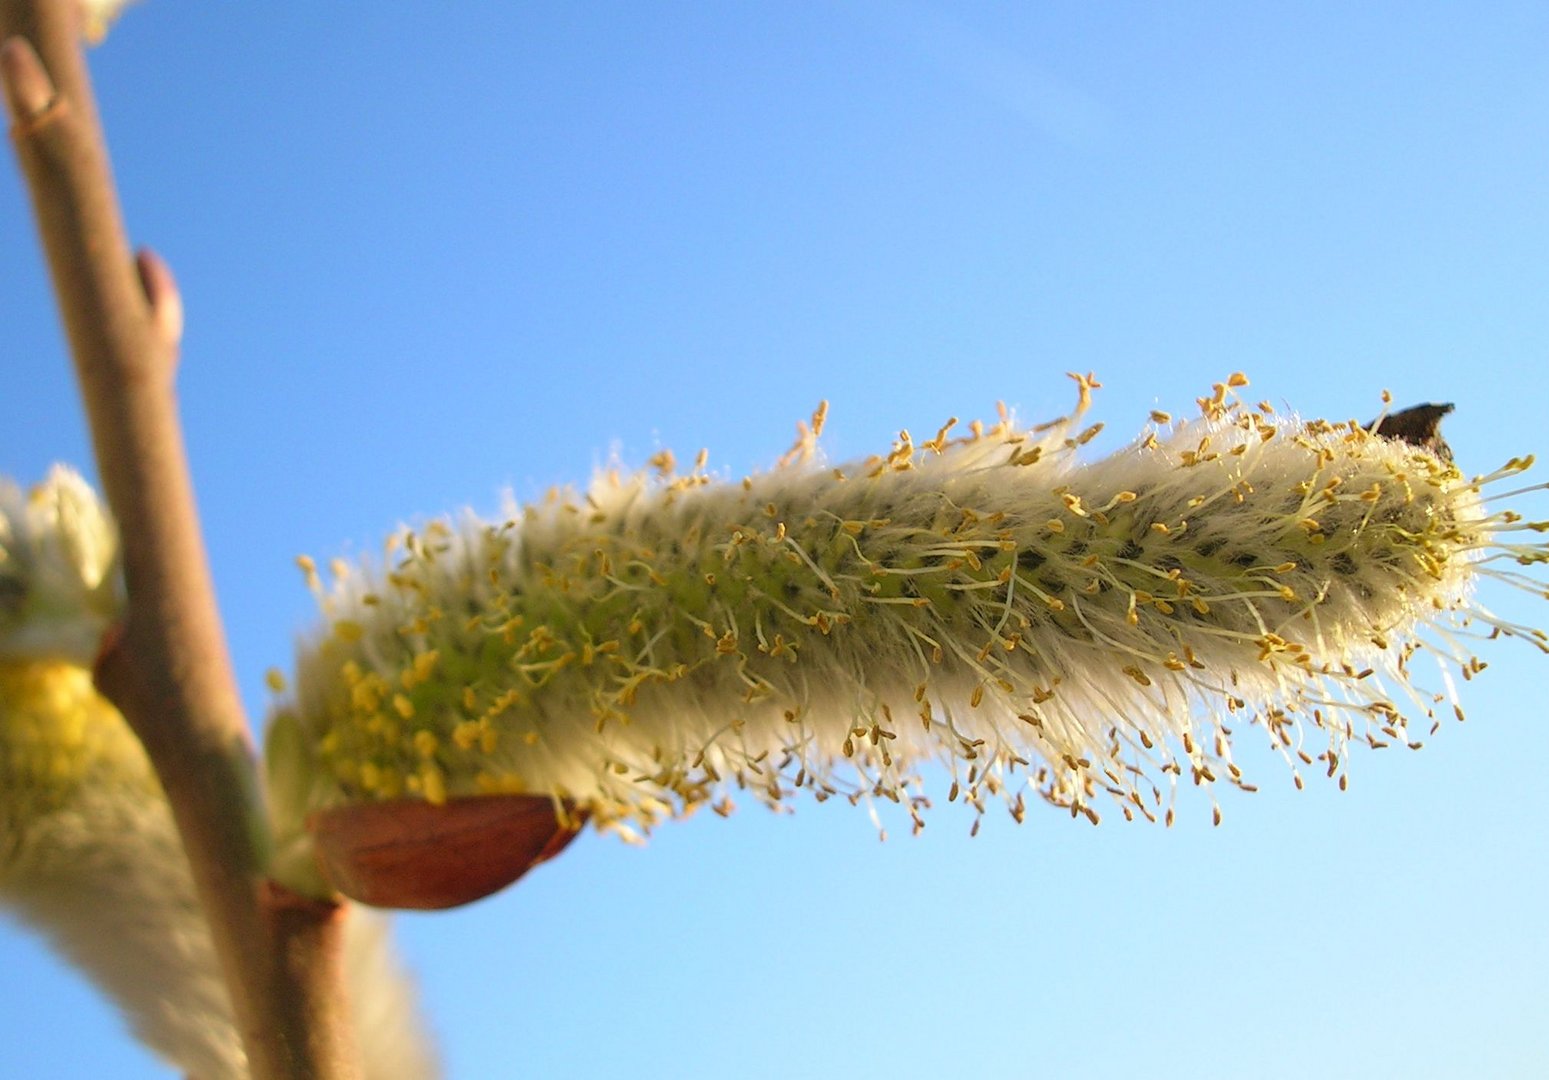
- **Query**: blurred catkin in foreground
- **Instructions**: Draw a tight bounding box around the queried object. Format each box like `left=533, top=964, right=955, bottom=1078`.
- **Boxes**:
left=0, top=468, right=439, bottom=1079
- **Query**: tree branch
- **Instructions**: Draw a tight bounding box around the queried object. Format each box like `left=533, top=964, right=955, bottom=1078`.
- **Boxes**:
left=1, top=2, right=356, bottom=1076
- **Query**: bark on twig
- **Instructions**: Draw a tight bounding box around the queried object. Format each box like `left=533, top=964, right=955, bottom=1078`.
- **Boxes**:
left=1, top=2, right=357, bottom=1076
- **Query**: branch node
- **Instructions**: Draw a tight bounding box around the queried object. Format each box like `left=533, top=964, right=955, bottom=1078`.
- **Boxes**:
left=0, top=35, right=57, bottom=125
left=136, top=248, right=186, bottom=348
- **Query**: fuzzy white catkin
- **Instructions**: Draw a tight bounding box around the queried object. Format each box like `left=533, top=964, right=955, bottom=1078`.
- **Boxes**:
left=273, top=376, right=1549, bottom=842
left=0, top=469, right=440, bottom=1080
left=0, top=465, right=121, bottom=666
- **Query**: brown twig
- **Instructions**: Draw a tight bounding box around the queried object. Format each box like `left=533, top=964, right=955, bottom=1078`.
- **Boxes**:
left=1, top=2, right=357, bottom=1076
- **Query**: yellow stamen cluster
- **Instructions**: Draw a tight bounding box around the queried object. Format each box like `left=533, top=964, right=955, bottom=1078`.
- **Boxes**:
left=274, top=375, right=1549, bottom=839
left=0, top=661, right=160, bottom=833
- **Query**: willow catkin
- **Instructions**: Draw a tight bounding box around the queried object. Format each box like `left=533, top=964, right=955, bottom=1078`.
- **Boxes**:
left=0, top=659, right=255, bottom=1077
left=272, top=375, right=1549, bottom=841
left=0, top=468, right=439, bottom=1080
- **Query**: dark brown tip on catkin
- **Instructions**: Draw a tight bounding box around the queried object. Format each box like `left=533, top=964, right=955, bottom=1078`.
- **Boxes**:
left=1373, top=402, right=1455, bottom=463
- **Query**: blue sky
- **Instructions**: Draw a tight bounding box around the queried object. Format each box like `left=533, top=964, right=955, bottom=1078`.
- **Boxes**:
left=3, top=3, right=1548, bottom=1077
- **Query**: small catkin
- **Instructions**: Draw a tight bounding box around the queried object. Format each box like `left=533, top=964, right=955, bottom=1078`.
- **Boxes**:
left=275, top=375, right=1549, bottom=838
left=78, top=0, right=137, bottom=43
